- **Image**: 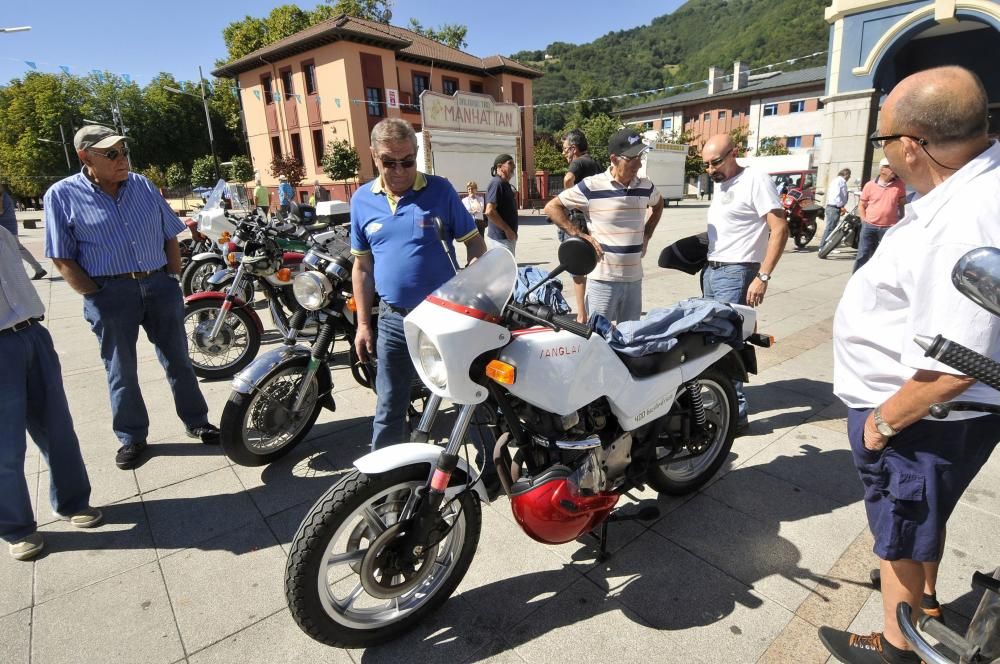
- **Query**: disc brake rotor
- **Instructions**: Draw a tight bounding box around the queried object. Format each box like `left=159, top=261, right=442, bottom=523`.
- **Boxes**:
left=359, top=522, right=438, bottom=600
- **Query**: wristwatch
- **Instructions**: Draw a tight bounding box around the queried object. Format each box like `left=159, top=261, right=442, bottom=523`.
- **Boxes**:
left=757, top=272, right=771, bottom=283
left=873, top=405, right=898, bottom=437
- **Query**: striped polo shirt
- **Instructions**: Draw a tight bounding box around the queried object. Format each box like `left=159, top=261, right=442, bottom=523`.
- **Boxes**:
left=558, top=169, right=662, bottom=282
left=44, top=170, right=185, bottom=277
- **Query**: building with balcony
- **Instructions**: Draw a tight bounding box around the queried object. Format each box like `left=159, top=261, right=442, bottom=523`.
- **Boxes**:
left=212, top=14, right=542, bottom=202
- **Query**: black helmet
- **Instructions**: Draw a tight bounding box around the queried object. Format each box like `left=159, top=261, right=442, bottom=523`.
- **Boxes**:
left=658, top=233, right=709, bottom=275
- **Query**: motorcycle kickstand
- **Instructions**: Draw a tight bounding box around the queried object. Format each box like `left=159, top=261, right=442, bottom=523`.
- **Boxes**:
left=588, top=501, right=663, bottom=563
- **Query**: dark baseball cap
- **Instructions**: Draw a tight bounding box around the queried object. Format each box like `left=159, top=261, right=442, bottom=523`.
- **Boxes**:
left=493, top=153, right=514, bottom=167
left=73, top=125, right=128, bottom=151
left=608, top=129, right=648, bottom=158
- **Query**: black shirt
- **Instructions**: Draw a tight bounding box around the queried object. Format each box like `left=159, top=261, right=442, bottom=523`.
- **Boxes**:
left=567, top=155, right=603, bottom=184
left=485, top=175, right=518, bottom=240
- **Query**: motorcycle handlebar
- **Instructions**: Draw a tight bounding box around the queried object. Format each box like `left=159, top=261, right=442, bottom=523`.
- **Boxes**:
left=916, top=334, right=1000, bottom=392
left=513, top=303, right=593, bottom=339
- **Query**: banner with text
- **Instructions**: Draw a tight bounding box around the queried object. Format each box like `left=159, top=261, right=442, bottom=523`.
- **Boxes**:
left=420, top=91, right=520, bottom=136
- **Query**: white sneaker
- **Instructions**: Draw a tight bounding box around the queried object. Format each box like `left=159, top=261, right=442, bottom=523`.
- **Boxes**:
left=9, top=533, right=44, bottom=561
left=54, top=506, right=103, bottom=528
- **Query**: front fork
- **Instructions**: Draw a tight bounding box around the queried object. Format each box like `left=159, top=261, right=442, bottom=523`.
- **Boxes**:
left=208, top=263, right=247, bottom=340
left=291, top=320, right=337, bottom=413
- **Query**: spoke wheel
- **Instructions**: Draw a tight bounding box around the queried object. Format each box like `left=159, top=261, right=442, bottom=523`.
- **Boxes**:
left=183, top=300, right=260, bottom=379
left=286, top=467, right=481, bottom=648
left=182, top=258, right=224, bottom=296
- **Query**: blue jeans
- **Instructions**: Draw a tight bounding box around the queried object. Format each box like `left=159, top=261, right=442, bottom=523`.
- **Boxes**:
left=702, top=262, right=759, bottom=423
left=587, top=279, right=643, bottom=323
left=83, top=271, right=209, bottom=448
left=372, top=303, right=418, bottom=450
left=821, top=205, right=842, bottom=246
left=1, top=323, right=92, bottom=542
left=853, top=222, right=890, bottom=272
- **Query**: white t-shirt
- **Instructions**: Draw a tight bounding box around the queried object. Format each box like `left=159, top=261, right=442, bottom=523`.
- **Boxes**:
left=706, top=167, right=782, bottom=263
left=833, top=141, right=1000, bottom=417
left=462, top=194, right=484, bottom=221
left=825, top=175, right=849, bottom=208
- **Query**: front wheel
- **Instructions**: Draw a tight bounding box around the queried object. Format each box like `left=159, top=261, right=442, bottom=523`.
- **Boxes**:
left=793, top=218, right=817, bottom=248
left=818, top=225, right=847, bottom=259
left=286, top=466, right=481, bottom=648
left=219, top=359, right=323, bottom=466
left=647, top=368, right=738, bottom=496
left=183, top=299, right=261, bottom=379
left=181, top=257, right=224, bottom=296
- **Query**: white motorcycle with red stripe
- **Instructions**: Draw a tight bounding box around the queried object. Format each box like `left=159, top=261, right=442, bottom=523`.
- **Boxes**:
left=284, top=238, right=773, bottom=648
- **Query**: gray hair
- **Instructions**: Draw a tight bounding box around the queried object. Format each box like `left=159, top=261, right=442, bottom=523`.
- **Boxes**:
left=563, top=129, right=589, bottom=153
left=838, top=168, right=851, bottom=178
left=370, top=118, right=418, bottom=152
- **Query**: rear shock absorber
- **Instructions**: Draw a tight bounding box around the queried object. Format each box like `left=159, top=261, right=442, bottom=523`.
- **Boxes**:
left=684, top=381, right=707, bottom=428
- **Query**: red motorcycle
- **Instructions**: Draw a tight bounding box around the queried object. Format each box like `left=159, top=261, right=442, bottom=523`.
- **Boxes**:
left=780, top=186, right=821, bottom=248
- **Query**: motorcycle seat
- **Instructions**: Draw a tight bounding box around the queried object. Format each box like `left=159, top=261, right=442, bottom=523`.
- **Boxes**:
left=614, top=332, right=721, bottom=378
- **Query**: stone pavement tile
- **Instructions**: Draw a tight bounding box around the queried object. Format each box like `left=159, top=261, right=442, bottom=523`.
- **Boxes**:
left=348, top=593, right=494, bottom=664
left=792, top=526, right=876, bottom=630
left=31, top=561, right=184, bottom=664
left=0, top=608, right=30, bottom=664
left=758, top=614, right=837, bottom=664
left=160, top=520, right=287, bottom=653
left=265, top=501, right=310, bottom=554
left=186, top=609, right=352, bottom=664
left=962, top=451, right=1000, bottom=517
left=36, top=457, right=141, bottom=527
left=305, top=419, right=376, bottom=471
left=736, top=423, right=864, bottom=507
left=844, top=590, right=883, bottom=637
left=806, top=400, right=849, bottom=435
left=504, top=576, right=703, bottom=664
left=652, top=481, right=866, bottom=612
left=741, top=380, right=834, bottom=448
left=134, top=437, right=231, bottom=494
left=230, top=442, right=347, bottom=518
left=466, top=639, right=529, bottom=663
left=34, top=498, right=155, bottom=604
left=0, top=542, right=33, bottom=617
left=945, top=501, right=1000, bottom=573
left=142, top=467, right=262, bottom=556
left=584, top=529, right=793, bottom=662
left=455, top=506, right=584, bottom=633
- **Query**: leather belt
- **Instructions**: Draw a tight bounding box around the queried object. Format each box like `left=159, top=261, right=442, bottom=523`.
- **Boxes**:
left=102, top=267, right=165, bottom=280
left=380, top=300, right=413, bottom=316
left=707, top=261, right=758, bottom=269
left=1, top=316, right=43, bottom=335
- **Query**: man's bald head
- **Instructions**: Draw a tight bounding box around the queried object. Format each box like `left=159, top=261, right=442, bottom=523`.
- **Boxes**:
left=702, top=134, right=734, bottom=160
left=886, top=66, right=988, bottom=145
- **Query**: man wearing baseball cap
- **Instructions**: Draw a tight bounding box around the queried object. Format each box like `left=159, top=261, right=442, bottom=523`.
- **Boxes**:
left=484, top=153, right=519, bottom=254
left=43, top=125, right=220, bottom=471
left=854, top=157, right=907, bottom=272
left=544, top=128, right=663, bottom=324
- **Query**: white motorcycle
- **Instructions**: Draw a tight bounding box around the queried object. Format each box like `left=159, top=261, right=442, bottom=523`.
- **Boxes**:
left=284, top=238, right=773, bottom=647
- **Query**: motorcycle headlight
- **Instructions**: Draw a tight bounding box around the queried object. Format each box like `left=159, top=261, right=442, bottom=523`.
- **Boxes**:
left=417, top=331, right=447, bottom=389
left=292, top=271, right=332, bottom=310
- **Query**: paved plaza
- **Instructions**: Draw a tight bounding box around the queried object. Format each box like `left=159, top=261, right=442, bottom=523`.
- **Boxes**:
left=2, top=201, right=998, bottom=664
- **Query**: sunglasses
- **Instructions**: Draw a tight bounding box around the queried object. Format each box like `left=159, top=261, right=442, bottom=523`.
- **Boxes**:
left=380, top=157, right=416, bottom=170
left=701, top=148, right=733, bottom=170
left=869, top=131, right=927, bottom=150
left=89, top=146, right=130, bottom=161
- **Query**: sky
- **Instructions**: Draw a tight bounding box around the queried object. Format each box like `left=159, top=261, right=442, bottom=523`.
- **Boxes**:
left=0, top=0, right=685, bottom=86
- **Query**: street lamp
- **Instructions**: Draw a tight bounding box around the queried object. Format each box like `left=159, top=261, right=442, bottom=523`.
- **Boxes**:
left=164, top=65, right=221, bottom=180
left=0, top=26, right=31, bottom=33
left=37, top=125, right=75, bottom=172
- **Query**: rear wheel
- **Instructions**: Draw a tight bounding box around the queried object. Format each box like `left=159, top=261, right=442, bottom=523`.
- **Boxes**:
left=648, top=368, right=737, bottom=495
left=818, top=225, right=847, bottom=259
left=181, top=257, right=224, bottom=296
left=793, top=218, right=817, bottom=248
left=285, top=466, right=481, bottom=647
left=183, top=299, right=261, bottom=379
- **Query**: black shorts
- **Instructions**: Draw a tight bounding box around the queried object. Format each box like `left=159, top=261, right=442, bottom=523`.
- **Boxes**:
left=848, top=408, right=1000, bottom=562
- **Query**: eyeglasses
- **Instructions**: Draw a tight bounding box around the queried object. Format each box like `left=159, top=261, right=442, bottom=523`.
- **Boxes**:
left=562, top=145, right=576, bottom=154
left=380, top=157, right=416, bottom=170
left=701, top=148, right=733, bottom=170
left=869, top=131, right=927, bottom=150
left=616, top=153, right=643, bottom=164
left=89, top=146, right=130, bottom=161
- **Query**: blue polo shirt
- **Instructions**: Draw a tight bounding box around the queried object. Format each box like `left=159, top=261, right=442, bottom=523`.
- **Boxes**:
left=44, top=170, right=185, bottom=276
left=351, top=173, right=478, bottom=309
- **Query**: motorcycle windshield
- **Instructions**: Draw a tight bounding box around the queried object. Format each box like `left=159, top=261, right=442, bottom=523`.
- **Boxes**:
left=202, top=179, right=228, bottom=211
left=429, top=247, right=517, bottom=320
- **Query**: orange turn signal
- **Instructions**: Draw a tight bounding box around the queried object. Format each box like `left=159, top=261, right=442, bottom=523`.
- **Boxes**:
left=346, top=296, right=358, bottom=313
left=276, top=268, right=292, bottom=282
left=485, top=360, right=516, bottom=385
left=226, top=252, right=238, bottom=266
left=219, top=231, right=231, bottom=242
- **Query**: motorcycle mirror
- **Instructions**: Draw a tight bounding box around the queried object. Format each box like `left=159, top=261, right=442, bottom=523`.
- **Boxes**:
left=557, top=236, right=599, bottom=277
left=952, top=246, right=1000, bottom=318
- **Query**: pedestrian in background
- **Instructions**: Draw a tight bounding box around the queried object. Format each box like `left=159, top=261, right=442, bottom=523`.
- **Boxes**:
left=821, top=65, right=1000, bottom=664
left=854, top=158, right=906, bottom=272
left=1, top=183, right=46, bottom=280
left=462, top=181, right=486, bottom=235
left=821, top=167, right=851, bottom=247
left=559, top=129, right=603, bottom=242
left=484, top=154, right=519, bottom=255
left=44, top=126, right=220, bottom=471
left=1, top=226, right=102, bottom=561
left=278, top=175, right=294, bottom=216
left=253, top=179, right=270, bottom=215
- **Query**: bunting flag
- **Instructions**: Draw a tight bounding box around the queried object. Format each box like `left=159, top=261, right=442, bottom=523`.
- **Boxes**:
left=315, top=95, right=321, bottom=105
left=253, top=89, right=261, bottom=101
left=25, top=61, right=36, bottom=70
left=295, top=94, right=301, bottom=103
left=272, top=92, right=281, bottom=102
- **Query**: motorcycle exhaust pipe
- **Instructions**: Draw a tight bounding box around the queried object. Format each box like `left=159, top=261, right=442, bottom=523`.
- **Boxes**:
left=492, top=432, right=516, bottom=497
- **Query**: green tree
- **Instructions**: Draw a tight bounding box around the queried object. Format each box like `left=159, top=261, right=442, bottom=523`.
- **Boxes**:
left=140, top=165, right=168, bottom=188
left=222, top=5, right=314, bottom=61
left=407, top=19, right=469, bottom=50
left=166, top=163, right=189, bottom=188
left=729, top=126, right=751, bottom=156
left=756, top=136, right=790, bottom=156
left=533, top=138, right=566, bottom=173
left=270, top=154, right=306, bottom=187
left=191, top=155, right=218, bottom=187
left=228, top=155, right=255, bottom=183
left=324, top=0, right=393, bottom=22
left=562, top=113, right=618, bottom=167
left=321, top=139, right=361, bottom=181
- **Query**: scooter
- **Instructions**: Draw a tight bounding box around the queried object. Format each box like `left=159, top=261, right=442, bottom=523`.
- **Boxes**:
left=897, top=246, right=1000, bottom=664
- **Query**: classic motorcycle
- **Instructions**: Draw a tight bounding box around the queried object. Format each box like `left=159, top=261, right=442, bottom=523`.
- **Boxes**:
left=218, top=223, right=376, bottom=466
left=781, top=185, right=821, bottom=248
left=178, top=217, right=212, bottom=272
left=182, top=212, right=312, bottom=379
left=283, top=238, right=773, bottom=647
left=898, top=246, right=1000, bottom=664
left=817, top=202, right=862, bottom=259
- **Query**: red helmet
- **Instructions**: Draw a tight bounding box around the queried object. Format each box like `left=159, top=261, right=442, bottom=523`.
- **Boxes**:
left=509, top=466, right=619, bottom=544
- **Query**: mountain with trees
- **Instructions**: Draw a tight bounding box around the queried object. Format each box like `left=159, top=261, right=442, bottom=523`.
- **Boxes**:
left=514, top=0, right=830, bottom=133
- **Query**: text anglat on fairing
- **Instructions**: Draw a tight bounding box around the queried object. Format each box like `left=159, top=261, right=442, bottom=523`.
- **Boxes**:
left=539, top=344, right=581, bottom=359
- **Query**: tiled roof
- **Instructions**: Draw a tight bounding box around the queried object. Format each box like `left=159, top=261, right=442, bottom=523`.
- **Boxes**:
left=212, top=14, right=543, bottom=79
left=617, top=66, right=827, bottom=115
